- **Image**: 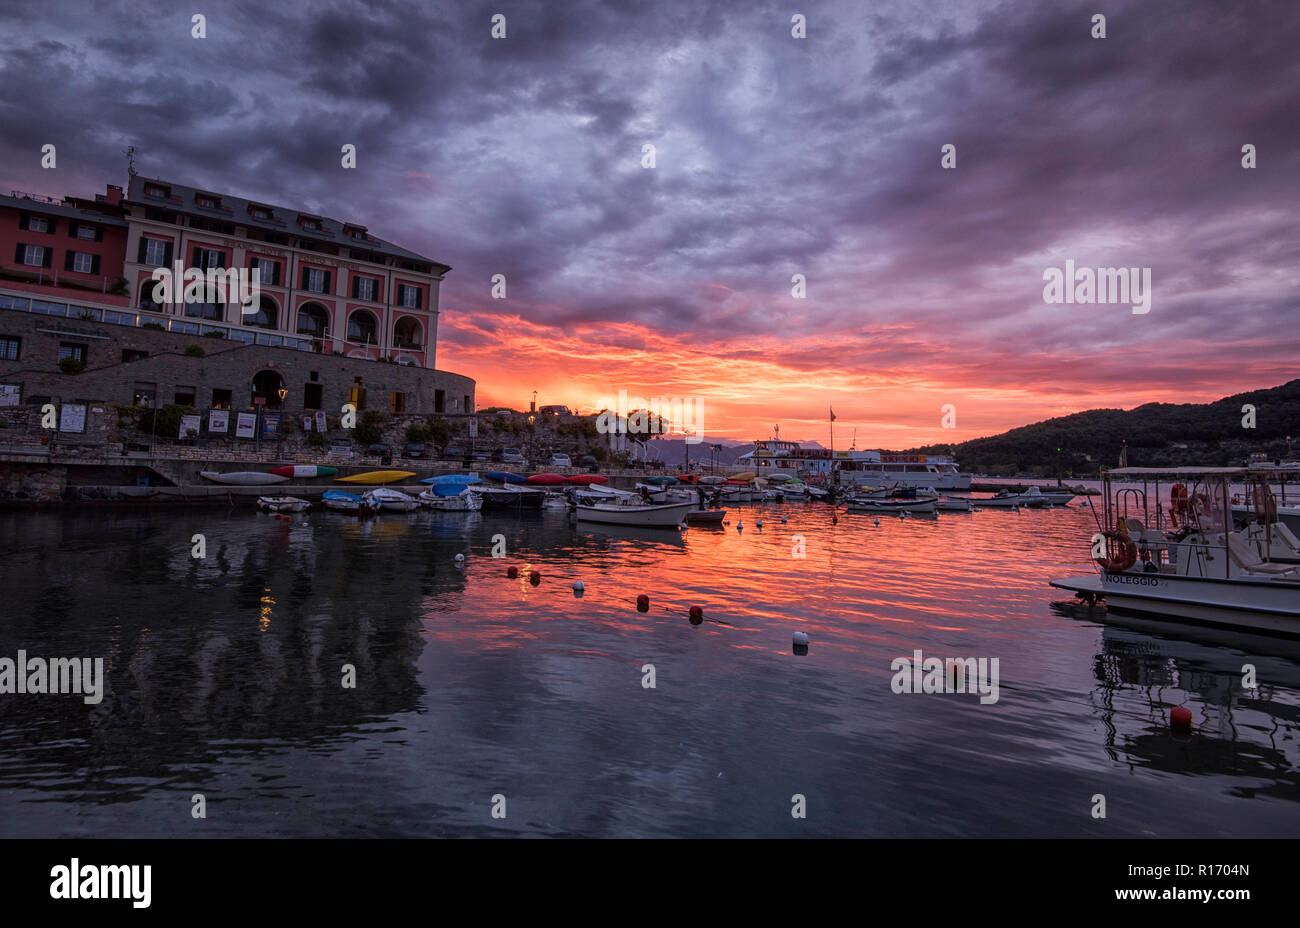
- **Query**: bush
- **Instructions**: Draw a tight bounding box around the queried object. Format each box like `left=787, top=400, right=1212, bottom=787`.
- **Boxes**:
left=354, top=410, right=388, bottom=446
left=138, top=403, right=195, bottom=438
left=406, top=424, right=433, bottom=443
left=141, top=322, right=165, bottom=331
left=58, top=357, right=85, bottom=374
left=184, top=344, right=205, bottom=357
left=202, top=330, right=226, bottom=339
left=305, top=431, right=326, bottom=449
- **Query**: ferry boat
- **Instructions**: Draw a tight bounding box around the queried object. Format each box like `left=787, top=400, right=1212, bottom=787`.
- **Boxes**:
left=1049, top=466, right=1300, bottom=635
left=736, top=435, right=971, bottom=490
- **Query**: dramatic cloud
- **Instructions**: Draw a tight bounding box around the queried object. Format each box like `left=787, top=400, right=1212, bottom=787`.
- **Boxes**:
left=2, top=0, right=1296, bottom=445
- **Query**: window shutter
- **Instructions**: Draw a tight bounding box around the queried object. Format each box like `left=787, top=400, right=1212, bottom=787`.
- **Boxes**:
left=18, top=214, right=28, bottom=231
left=65, top=251, right=75, bottom=271
left=272, top=262, right=281, bottom=286
left=15, top=243, right=25, bottom=263
left=352, top=276, right=359, bottom=299
left=415, top=288, right=422, bottom=309
left=216, top=251, right=226, bottom=269
left=95, top=227, right=104, bottom=243
left=163, top=242, right=173, bottom=265
left=91, top=255, right=101, bottom=274
left=42, top=247, right=52, bottom=267
left=323, top=271, right=331, bottom=294
left=193, top=246, right=202, bottom=269
left=47, top=220, right=56, bottom=234
left=68, top=222, right=78, bottom=238
left=302, top=266, right=310, bottom=289
left=137, top=237, right=148, bottom=264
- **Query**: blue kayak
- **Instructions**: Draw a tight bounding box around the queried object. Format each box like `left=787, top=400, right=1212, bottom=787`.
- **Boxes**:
left=420, top=474, right=483, bottom=486
left=483, top=471, right=526, bottom=484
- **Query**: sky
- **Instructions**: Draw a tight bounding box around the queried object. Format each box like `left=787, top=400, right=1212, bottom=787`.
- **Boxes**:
left=1, top=0, right=1297, bottom=448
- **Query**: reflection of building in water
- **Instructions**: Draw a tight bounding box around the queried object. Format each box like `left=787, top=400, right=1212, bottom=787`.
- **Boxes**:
left=0, top=511, right=473, bottom=800
left=1089, top=626, right=1300, bottom=796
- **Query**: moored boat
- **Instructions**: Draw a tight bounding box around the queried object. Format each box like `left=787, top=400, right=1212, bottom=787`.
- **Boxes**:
left=322, top=490, right=379, bottom=513
left=257, top=495, right=311, bottom=512
left=418, top=487, right=483, bottom=511
left=844, top=497, right=937, bottom=514
left=363, top=487, right=421, bottom=511
left=200, top=471, right=288, bottom=486
left=574, top=498, right=695, bottom=528
left=685, top=509, right=727, bottom=524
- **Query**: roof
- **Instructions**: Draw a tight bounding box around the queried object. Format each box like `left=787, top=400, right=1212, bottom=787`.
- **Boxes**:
left=125, top=176, right=450, bottom=274
left=1108, top=467, right=1247, bottom=476
left=0, top=194, right=128, bottom=227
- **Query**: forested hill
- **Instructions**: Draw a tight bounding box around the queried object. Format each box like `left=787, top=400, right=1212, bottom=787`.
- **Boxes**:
left=912, top=380, right=1300, bottom=475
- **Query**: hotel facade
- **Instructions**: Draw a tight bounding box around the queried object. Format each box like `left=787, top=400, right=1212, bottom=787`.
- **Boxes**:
left=0, top=176, right=474, bottom=417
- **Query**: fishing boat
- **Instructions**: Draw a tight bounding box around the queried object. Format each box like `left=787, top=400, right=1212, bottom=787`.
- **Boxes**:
left=322, top=490, right=380, bottom=513
left=471, top=483, right=545, bottom=509
left=335, top=470, right=416, bottom=485
left=1049, top=466, right=1300, bottom=634
left=844, top=496, right=937, bottom=514
left=685, top=509, right=727, bottom=524
left=975, top=487, right=1048, bottom=508
left=935, top=496, right=973, bottom=512
left=363, top=487, right=421, bottom=511
left=257, top=496, right=311, bottom=513
left=270, top=465, right=339, bottom=478
left=200, top=471, right=288, bottom=486
left=574, top=498, right=696, bottom=528
left=418, top=487, right=483, bottom=511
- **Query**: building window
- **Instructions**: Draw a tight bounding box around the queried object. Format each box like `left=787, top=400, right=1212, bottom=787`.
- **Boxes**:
left=397, top=284, right=421, bottom=308
left=25, top=216, right=49, bottom=234
left=72, top=252, right=94, bottom=273
left=122, top=349, right=148, bottom=363
left=175, top=387, right=196, bottom=406
left=184, top=301, right=223, bottom=321
left=22, top=245, right=45, bottom=266
left=144, top=184, right=169, bottom=198
left=302, top=218, right=320, bottom=231
left=133, top=383, right=157, bottom=406
left=211, top=388, right=232, bottom=409
left=0, top=337, right=19, bottom=361
left=250, top=206, right=271, bottom=220
left=75, top=224, right=97, bottom=241
left=434, top=390, right=445, bottom=413
left=304, top=383, right=323, bottom=409
left=58, top=342, right=87, bottom=364
left=347, top=311, right=377, bottom=344
left=303, top=267, right=327, bottom=293
left=196, top=195, right=218, bottom=209
left=194, top=247, right=223, bottom=270
left=143, top=238, right=168, bottom=266
left=348, top=377, right=365, bottom=411
left=253, top=257, right=279, bottom=286
left=353, top=276, right=377, bottom=301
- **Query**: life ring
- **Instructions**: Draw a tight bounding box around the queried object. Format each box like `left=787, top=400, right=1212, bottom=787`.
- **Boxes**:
left=1094, top=527, right=1139, bottom=572
left=1169, top=483, right=1189, bottom=528
left=1253, top=484, right=1278, bottom=524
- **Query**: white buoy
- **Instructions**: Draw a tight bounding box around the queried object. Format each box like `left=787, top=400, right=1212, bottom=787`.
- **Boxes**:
left=874, top=517, right=880, bottom=526
left=756, top=517, right=763, bottom=527
left=454, top=553, right=465, bottom=565
left=793, top=631, right=810, bottom=646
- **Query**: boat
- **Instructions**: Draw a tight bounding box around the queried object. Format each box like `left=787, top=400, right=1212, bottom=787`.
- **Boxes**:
left=644, top=476, right=679, bottom=486
left=737, top=432, right=972, bottom=490
left=200, top=471, right=288, bottom=486
left=935, top=496, right=973, bottom=512
left=698, top=476, right=727, bottom=486
left=975, top=487, right=1048, bottom=508
left=270, top=465, right=339, bottom=478
left=420, top=474, right=482, bottom=487
left=418, top=487, right=483, bottom=511
left=1049, top=466, right=1300, bottom=634
left=257, top=496, right=311, bottom=512
left=471, top=483, right=545, bottom=509
left=844, top=496, right=937, bottom=514
left=483, top=471, right=528, bottom=484
left=685, top=509, right=727, bottom=524
left=322, top=490, right=380, bottom=513
left=363, top=487, right=422, bottom=511
left=526, top=473, right=567, bottom=485
left=565, top=475, right=608, bottom=485
left=335, top=470, right=416, bottom=485
left=574, top=498, right=696, bottom=527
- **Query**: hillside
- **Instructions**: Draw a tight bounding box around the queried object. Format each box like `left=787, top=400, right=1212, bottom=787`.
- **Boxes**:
left=912, top=380, right=1300, bottom=476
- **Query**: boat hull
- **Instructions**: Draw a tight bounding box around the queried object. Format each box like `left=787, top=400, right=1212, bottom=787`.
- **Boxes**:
left=575, top=500, right=695, bottom=527
left=418, top=489, right=483, bottom=511
left=270, top=465, right=339, bottom=478
left=845, top=498, right=937, bottom=513
left=257, top=496, right=311, bottom=512
left=335, top=470, right=416, bottom=485
left=1050, top=573, right=1300, bottom=636
left=200, top=471, right=288, bottom=486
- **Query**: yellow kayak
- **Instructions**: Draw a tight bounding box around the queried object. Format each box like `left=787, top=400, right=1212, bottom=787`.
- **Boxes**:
left=335, top=470, right=416, bottom=485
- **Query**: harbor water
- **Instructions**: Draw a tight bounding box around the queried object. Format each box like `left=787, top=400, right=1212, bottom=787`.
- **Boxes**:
left=1, top=500, right=1297, bottom=837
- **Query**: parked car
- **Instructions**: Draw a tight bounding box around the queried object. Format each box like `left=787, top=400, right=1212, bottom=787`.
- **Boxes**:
left=501, top=448, right=525, bottom=463
left=368, top=443, right=394, bottom=459
left=327, top=440, right=354, bottom=457
left=442, top=445, right=465, bottom=461
left=578, top=454, right=598, bottom=470
left=403, top=442, right=428, bottom=459
left=549, top=453, right=572, bottom=467
left=471, top=448, right=492, bottom=461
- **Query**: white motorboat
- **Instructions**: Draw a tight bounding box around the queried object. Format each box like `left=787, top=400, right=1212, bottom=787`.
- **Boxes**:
left=935, top=496, right=973, bottom=512
left=470, top=483, right=545, bottom=509
left=364, top=487, right=421, bottom=512
left=574, top=498, right=696, bottom=528
left=1050, top=466, right=1300, bottom=634
left=976, top=487, right=1048, bottom=508
left=321, top=490, right=379, bottom=513
left=418, top=487, right=483, bottom=511
left=257, top=496, right=311, bottom=513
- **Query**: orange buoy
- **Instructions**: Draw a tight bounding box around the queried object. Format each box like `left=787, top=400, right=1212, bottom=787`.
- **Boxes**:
left=507, top=566, right=518, bottom=578
left=636, top=594, right=649, bottom=612
left=688, top=606, right=703, bottom=625
left=529, top=570, right=541, bottom=585
left=1170, top=706, right=1193, bottom=729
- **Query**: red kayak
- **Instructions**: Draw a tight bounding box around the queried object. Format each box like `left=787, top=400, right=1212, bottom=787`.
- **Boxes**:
left=565, top=475, right=609, bottom=485
left=526, top=473, right=567, bottom=485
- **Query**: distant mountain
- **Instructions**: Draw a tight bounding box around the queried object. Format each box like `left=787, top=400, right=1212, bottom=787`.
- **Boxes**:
left=912, top=380, right=1300, bottom=476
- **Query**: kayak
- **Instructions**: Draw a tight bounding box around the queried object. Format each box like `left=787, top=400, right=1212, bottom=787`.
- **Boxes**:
left=200, top=471, right=288, bottom=486
left=526, top=473, right=567, bottom=485
left=334, top=470, right=416, bottom=485
left=484, top=471, right=527, bottom=484
left=270, top=465, right=339, bottom=478
left=420, top=474, right=482, bottom=486
left=565, top=475, right=608, bottom=485
left=645, top=476, right=679, bottom=485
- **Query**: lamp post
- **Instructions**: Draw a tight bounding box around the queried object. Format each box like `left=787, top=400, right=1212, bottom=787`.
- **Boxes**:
left=277, top=387, right=287, bottom=458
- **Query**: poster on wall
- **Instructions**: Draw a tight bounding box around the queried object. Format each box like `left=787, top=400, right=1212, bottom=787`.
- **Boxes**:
left=58, top=404, right=86, bottom=433
left=208, top=409, right=229, bottom=433
left=260, top=411, right=281, bottom=439
left=315, top=410, right=327, bottom=433
left=235, top=412, right=257, bottom=438
left=303, top=416, right=314, bottom=432
left=178, top=415, right=201, bottom=439
left=0, top=385, right=19, bottom=407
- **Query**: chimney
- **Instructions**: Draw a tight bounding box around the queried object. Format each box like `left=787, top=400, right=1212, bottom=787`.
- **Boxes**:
left=105, top=184, right=123, bottom=206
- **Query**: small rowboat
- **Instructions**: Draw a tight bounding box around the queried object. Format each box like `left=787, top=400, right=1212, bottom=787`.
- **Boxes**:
left=845, top=497, right=937, bottom=514
left=418, top=488, right=483, bottom=511
left=257, top=496, right=311, bottom=513
left=322, top=490, right=379, bottom=513
left=363, top=487, right=421, bottom=511
left=334, top=470, right=416, bottom=485
left=565, top=474, right=608, bottom=485
left=270, top=465, right=339, bottom=478
left=200, top=471, right=288, bottom=486
left=526, top=473, right=567, bottom=485
left=698, top=476, right=727, bottom=485
left=685, top=509, right=727, bottom=524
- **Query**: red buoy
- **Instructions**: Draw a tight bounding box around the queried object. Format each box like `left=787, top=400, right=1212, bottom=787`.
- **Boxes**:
left=1170, top=706, right=1193, bottom=729
left=688, top=606, right=703, bottom=625
left=636, top=594, right=649, bottom=612
left=507, top=566, right=518, bottom=578
left=529, top=570, right=541, bottom=585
